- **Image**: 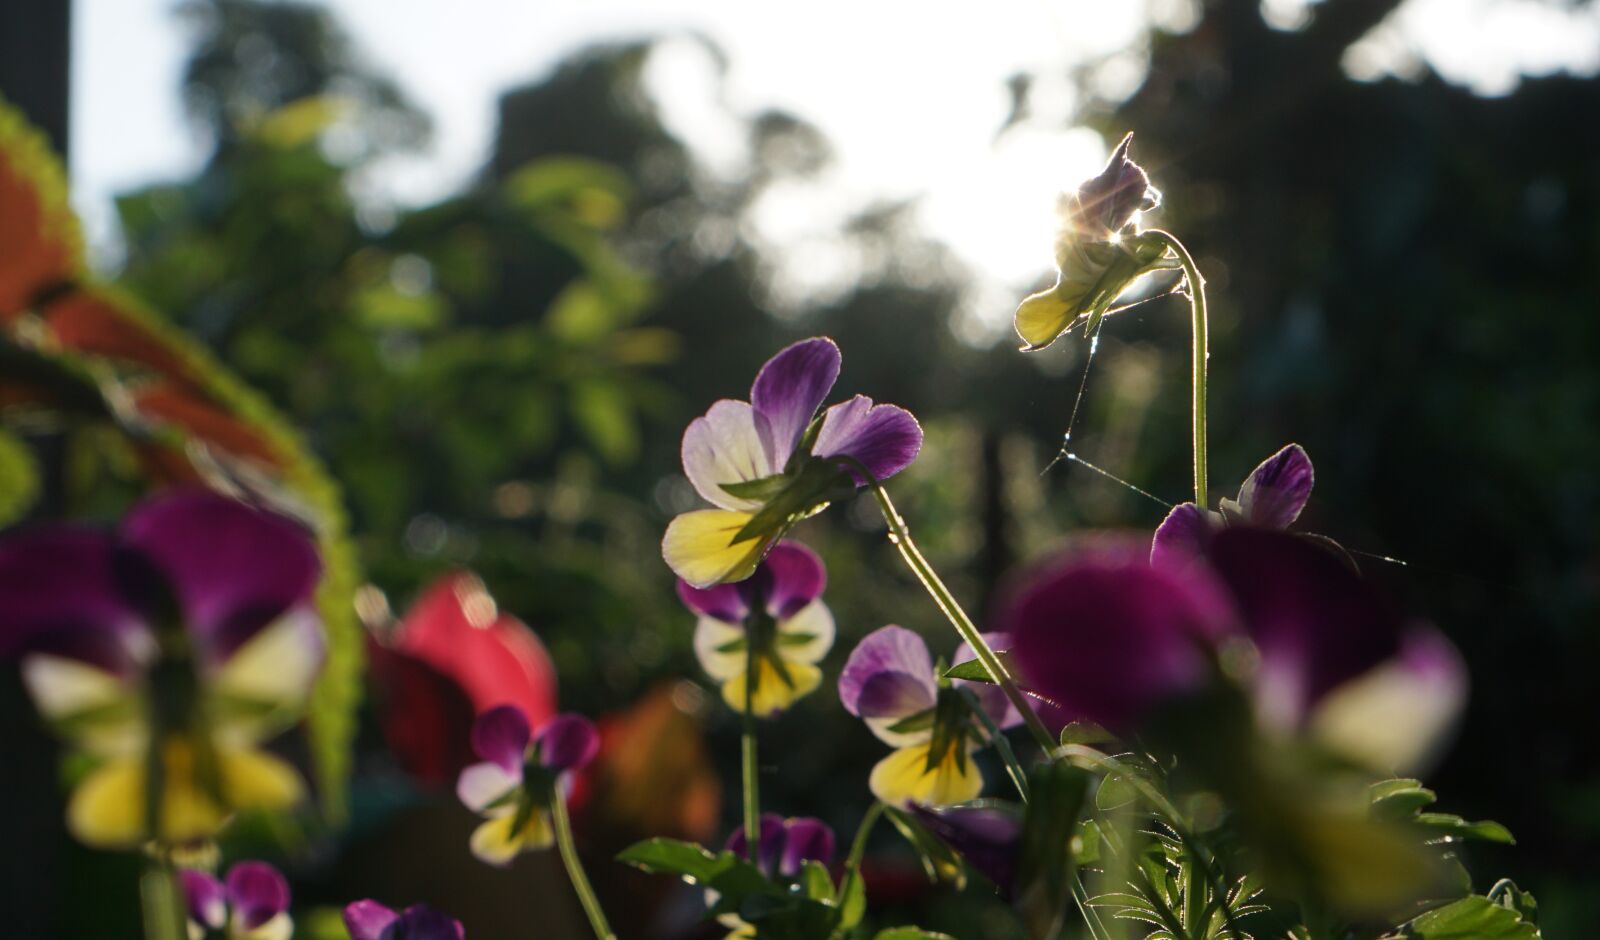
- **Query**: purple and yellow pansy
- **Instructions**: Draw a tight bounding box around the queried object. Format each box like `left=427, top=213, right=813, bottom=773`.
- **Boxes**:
left=343, top=900, right=465, bottom=940
left=663, top=337, right=922, bottom=588
left=180, top=861, right=292, bottom=940
left=678, top=540, right=835, bottom=717
left=839, top=626, right=1017, bottom=807
left=455, top=705, right=600, bottom=865
left=0, top=490, right=323, bottom=848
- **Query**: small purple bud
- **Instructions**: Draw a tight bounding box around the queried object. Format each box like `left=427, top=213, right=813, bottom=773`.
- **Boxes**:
left=536, top=713, right=600, bottom=774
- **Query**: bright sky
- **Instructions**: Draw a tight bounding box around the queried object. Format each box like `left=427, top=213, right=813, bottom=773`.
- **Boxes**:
left=71, top=0, right=1600, bottom=333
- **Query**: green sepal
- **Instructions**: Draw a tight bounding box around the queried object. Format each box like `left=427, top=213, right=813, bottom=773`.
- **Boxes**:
left=719, top=473, right=792, bottom=502
left=730, top=459, right=855, bottom=545
left=942, top=650, right=1019, bottom=684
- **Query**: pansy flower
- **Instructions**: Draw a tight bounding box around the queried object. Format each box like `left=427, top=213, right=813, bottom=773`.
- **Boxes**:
left=663, top=337, right=923, bottom=588
left=1004, top=530, right=1466, bottom=773
left=911, top=803, right=1023, bottom=897
left=0, top=490, right=322, bottom=848
left=180, top=861, right=292, bottom=940
left=679, top=540, right=835, bottom=717
left=725, top=812, right=837, bottom=878
left=343, top=900, right=465, bottom=940
left=839, top=626, right=1017, bottom=806
left=1151, top=443, right=1318, bottom=568
left=456, top=705, right=600, bottom=865
left=1015, top=133, right=1170, bottom=350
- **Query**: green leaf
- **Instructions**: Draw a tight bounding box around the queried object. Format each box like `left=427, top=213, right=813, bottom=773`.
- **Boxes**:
left=1058, top=720, right=1115, bottom=747
left=719, top=473, right=793, bottom=502
left=1370, top=778, right=1438, bottom=820
left=1488, top=879, right=1539, bottom=925
left=799, top=859, right=834, bottom=902
left=616, top=838, right=723, bottom=882
left=1413, top=813, right=1516, bottom=845
left=1072, top=819, right=1102, bottom=865
left=942, top=650, right=1019, bottom=684
left=1405, top=895, right=1540, bottom=939
left=0, top=428, right=40, bottom=527
left=569, top=378, right=638, bottom=465
left=874, top=929, right=956, bottom=940
left=1016, top=762, right=1091, bottom=940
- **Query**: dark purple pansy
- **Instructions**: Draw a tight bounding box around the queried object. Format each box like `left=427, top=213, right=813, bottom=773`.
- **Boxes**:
left=1151, top=444, right=1315, bottom=569
left=726, top=813, right=836, bottom=878
left=0, top=489, right=321, bottom=675
left=225, top=861, right=291, bottom=931
left=1004, top=529, right=1464, bottom=767
left=912, top=803, right=1024, bottom=896
left=469, top=704, right=531, bottom=774
left=344, top=900, right=465, bottom=940
left=536, top=712, right=601, bottom=774
left=676, top=541, right=826, bottom=627
left=838, top=625, right=938, bottom=726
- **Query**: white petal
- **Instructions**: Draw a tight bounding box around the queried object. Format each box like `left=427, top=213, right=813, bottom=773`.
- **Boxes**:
left=20, top=654, right=144, bottom=756
left=693, top=616, right=747, bottom=681
left=777, top=601, right=835, bottom=666
left=213, top=609, right=323, bottom=710
left=682, top=400, right=778, bottom=511
left=456, top=761, right=522, bottom=814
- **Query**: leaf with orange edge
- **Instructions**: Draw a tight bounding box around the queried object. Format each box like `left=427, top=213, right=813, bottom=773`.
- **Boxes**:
left=42, top=288, right=200, bottom=388
left=0, top=94, right=82, bottom=320
left=131, top=379, right=285, bottom=468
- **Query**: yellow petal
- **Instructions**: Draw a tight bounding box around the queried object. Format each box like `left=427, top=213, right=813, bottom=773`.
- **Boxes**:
left=213, top=610, right=322, bottom=717
left=868, top=742, right=983, bottom=807
left=217, top=744, right=305, bottom=814
left=66, top=756, right=148, bottom=848
left=720, top=658, right=821, bottom=718
left=20, top=653, right=144, bottom=756
left=662, top=510, right=770, bottom=588
left=469, top=809, right=554, bottom=866
left=1014, top=286, right=1075, bottom=350
left=235, top=912, right=293, bottom=940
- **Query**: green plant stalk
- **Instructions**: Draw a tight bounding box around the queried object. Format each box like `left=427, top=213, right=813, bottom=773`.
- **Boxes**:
left=742, top=638, right=761, bottom=865
left=139, top=853, right=186, bottom=940
left=1147, top=230, right=1209, bottom=508
left=550, top=790, right=617, bottom=940
left=961, top=686, right=1030, bottom=802
left=852, top=468, right=1057, bottom=754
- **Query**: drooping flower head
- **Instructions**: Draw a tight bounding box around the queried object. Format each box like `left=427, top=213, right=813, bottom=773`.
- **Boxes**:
left=180, top=862, right=292, bottom=940
left=343, top=900, right=465, bottom=940
left=838, top=626, right=1018, bottom=807
left=911, top=803, right=1024, bottom=897
left=1004, top=530, right=1466, bottom=773
left=679, top=541, right=834, bottom=718
left=0, top=490, right=323, bottom=847
left=1015, top=133, right=1170, bottom=351
left=456, top=706, right=600, bottom=865
left=1151, top=443, right=1318, bottom=568
left=663, top=338, right=922, bottom=588
left=725, top=812, right=837, bottom=879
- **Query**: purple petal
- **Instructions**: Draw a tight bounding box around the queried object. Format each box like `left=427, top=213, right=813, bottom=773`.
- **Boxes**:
left=812, top=397, right=923, bottom=485
left=120, top=490, right=320, bottom=666
left=838, top=625, right=938, bottom=719
left=759, top=541, right=827, bottom=620
left=0, top=527, right=152, bottom=675
left=1207, top=528, right=1401, bottom=727
left=225, top=861, right=290, bottom=930
left=726, top=812, right=787, bottom=874
left=911, top=804, right=1023, bottom=896
left=675, top=579, right=750, bottom=625
left=750, top=337, right=841, bottom=469
left=1149, top=503, right=1217, bottom=570
left=343, top=900, right=401, bottom=940
left=779, top=817, right=836, bottom=876
left=470, top=705, right=531, bottom=772
left=536, top=713, right=600, bottom=773
left=397, top=905, right=466, bottom=940
left=1004, top=542, right=1236, bottom=733
left=179, top=869, right=226, bottom=929
left=1236, top=444, right=1314, bottom=529
left=1074, top=132, right=1157, bottom=234
left=953, top=634, right=1021, bottom=729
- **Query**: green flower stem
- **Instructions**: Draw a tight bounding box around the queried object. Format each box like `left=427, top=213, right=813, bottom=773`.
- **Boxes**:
left=139, top=852, right=186, bottom=940
left=836, top=801, right=887, bottom=912
left=550, top=790, right=617, bottom=940
left=846, top=462, right=1056, bottom=754
left=960, top=687, right=1030, bottom=802
left=1147, top=229, right=1210, bottom=508
left=741, top=639, right=761, bottom=864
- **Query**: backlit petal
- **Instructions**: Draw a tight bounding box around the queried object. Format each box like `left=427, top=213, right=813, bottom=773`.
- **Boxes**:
left=66, top=756, right=151, bottom=848
left=536, top=713, right=600, bottom=773
left=342, top=901, right=400, bottom=940
left=1236, top=444, right=1314, bottom=529
left=1149, top=503, right=1218, bottom=570
left=749, top=337, right=840, bottom=469
left=471, top=704, right=532, bottom=772
left=0, top=526, right=151, bottom=674
left=682, top=401, right=778, bottom=511
left=676, top=579, right=750, bottom=625
left=469, top=809, right=554, bottom=866
left=868, top=742, right=983, bottom=807
left=761, top=541, right=827, bottom=619
left=19, top=653, right=142, bottom=755
left=457, top=760, right=522, bottom=814
left=812, top=396, right=922, bottom=485
left=693, top=616, right=747, bottom=681
left=217, top=744, right=305, bottom=815
left=662, top=510, right=770, bottom=589
left=225, top=861, right=290, bottom=930
left=211, top=608, right=323, bottom=724
left=838, top=626, right=937, bottom=730
left=179, top=869, right=227, bottom=929
left=721, top=659, right=821, bottom=718
left=776, top=600, right=834, bottom=667
left=121, top=490, right=320, bottom=666
left=779, top=817, right=836, bottom=876
left=1309, top=627, right=1467, bottom=775
left=1014, top=286, right=1077, bottom=351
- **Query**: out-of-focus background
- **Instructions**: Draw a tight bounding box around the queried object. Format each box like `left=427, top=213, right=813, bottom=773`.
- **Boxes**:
left=1, top=0, right=1596, bottom=935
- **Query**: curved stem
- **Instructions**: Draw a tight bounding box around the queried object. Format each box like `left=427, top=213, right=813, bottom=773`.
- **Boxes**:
left=550, top=790, right=617, bottom=940
left=1147, top=229, right=1210, bottom=508
left=139, top=852, right=186, bottom=940
left=741, top=639, right=761, bottom=863
left=844, top=461, right=1056, bottom=754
